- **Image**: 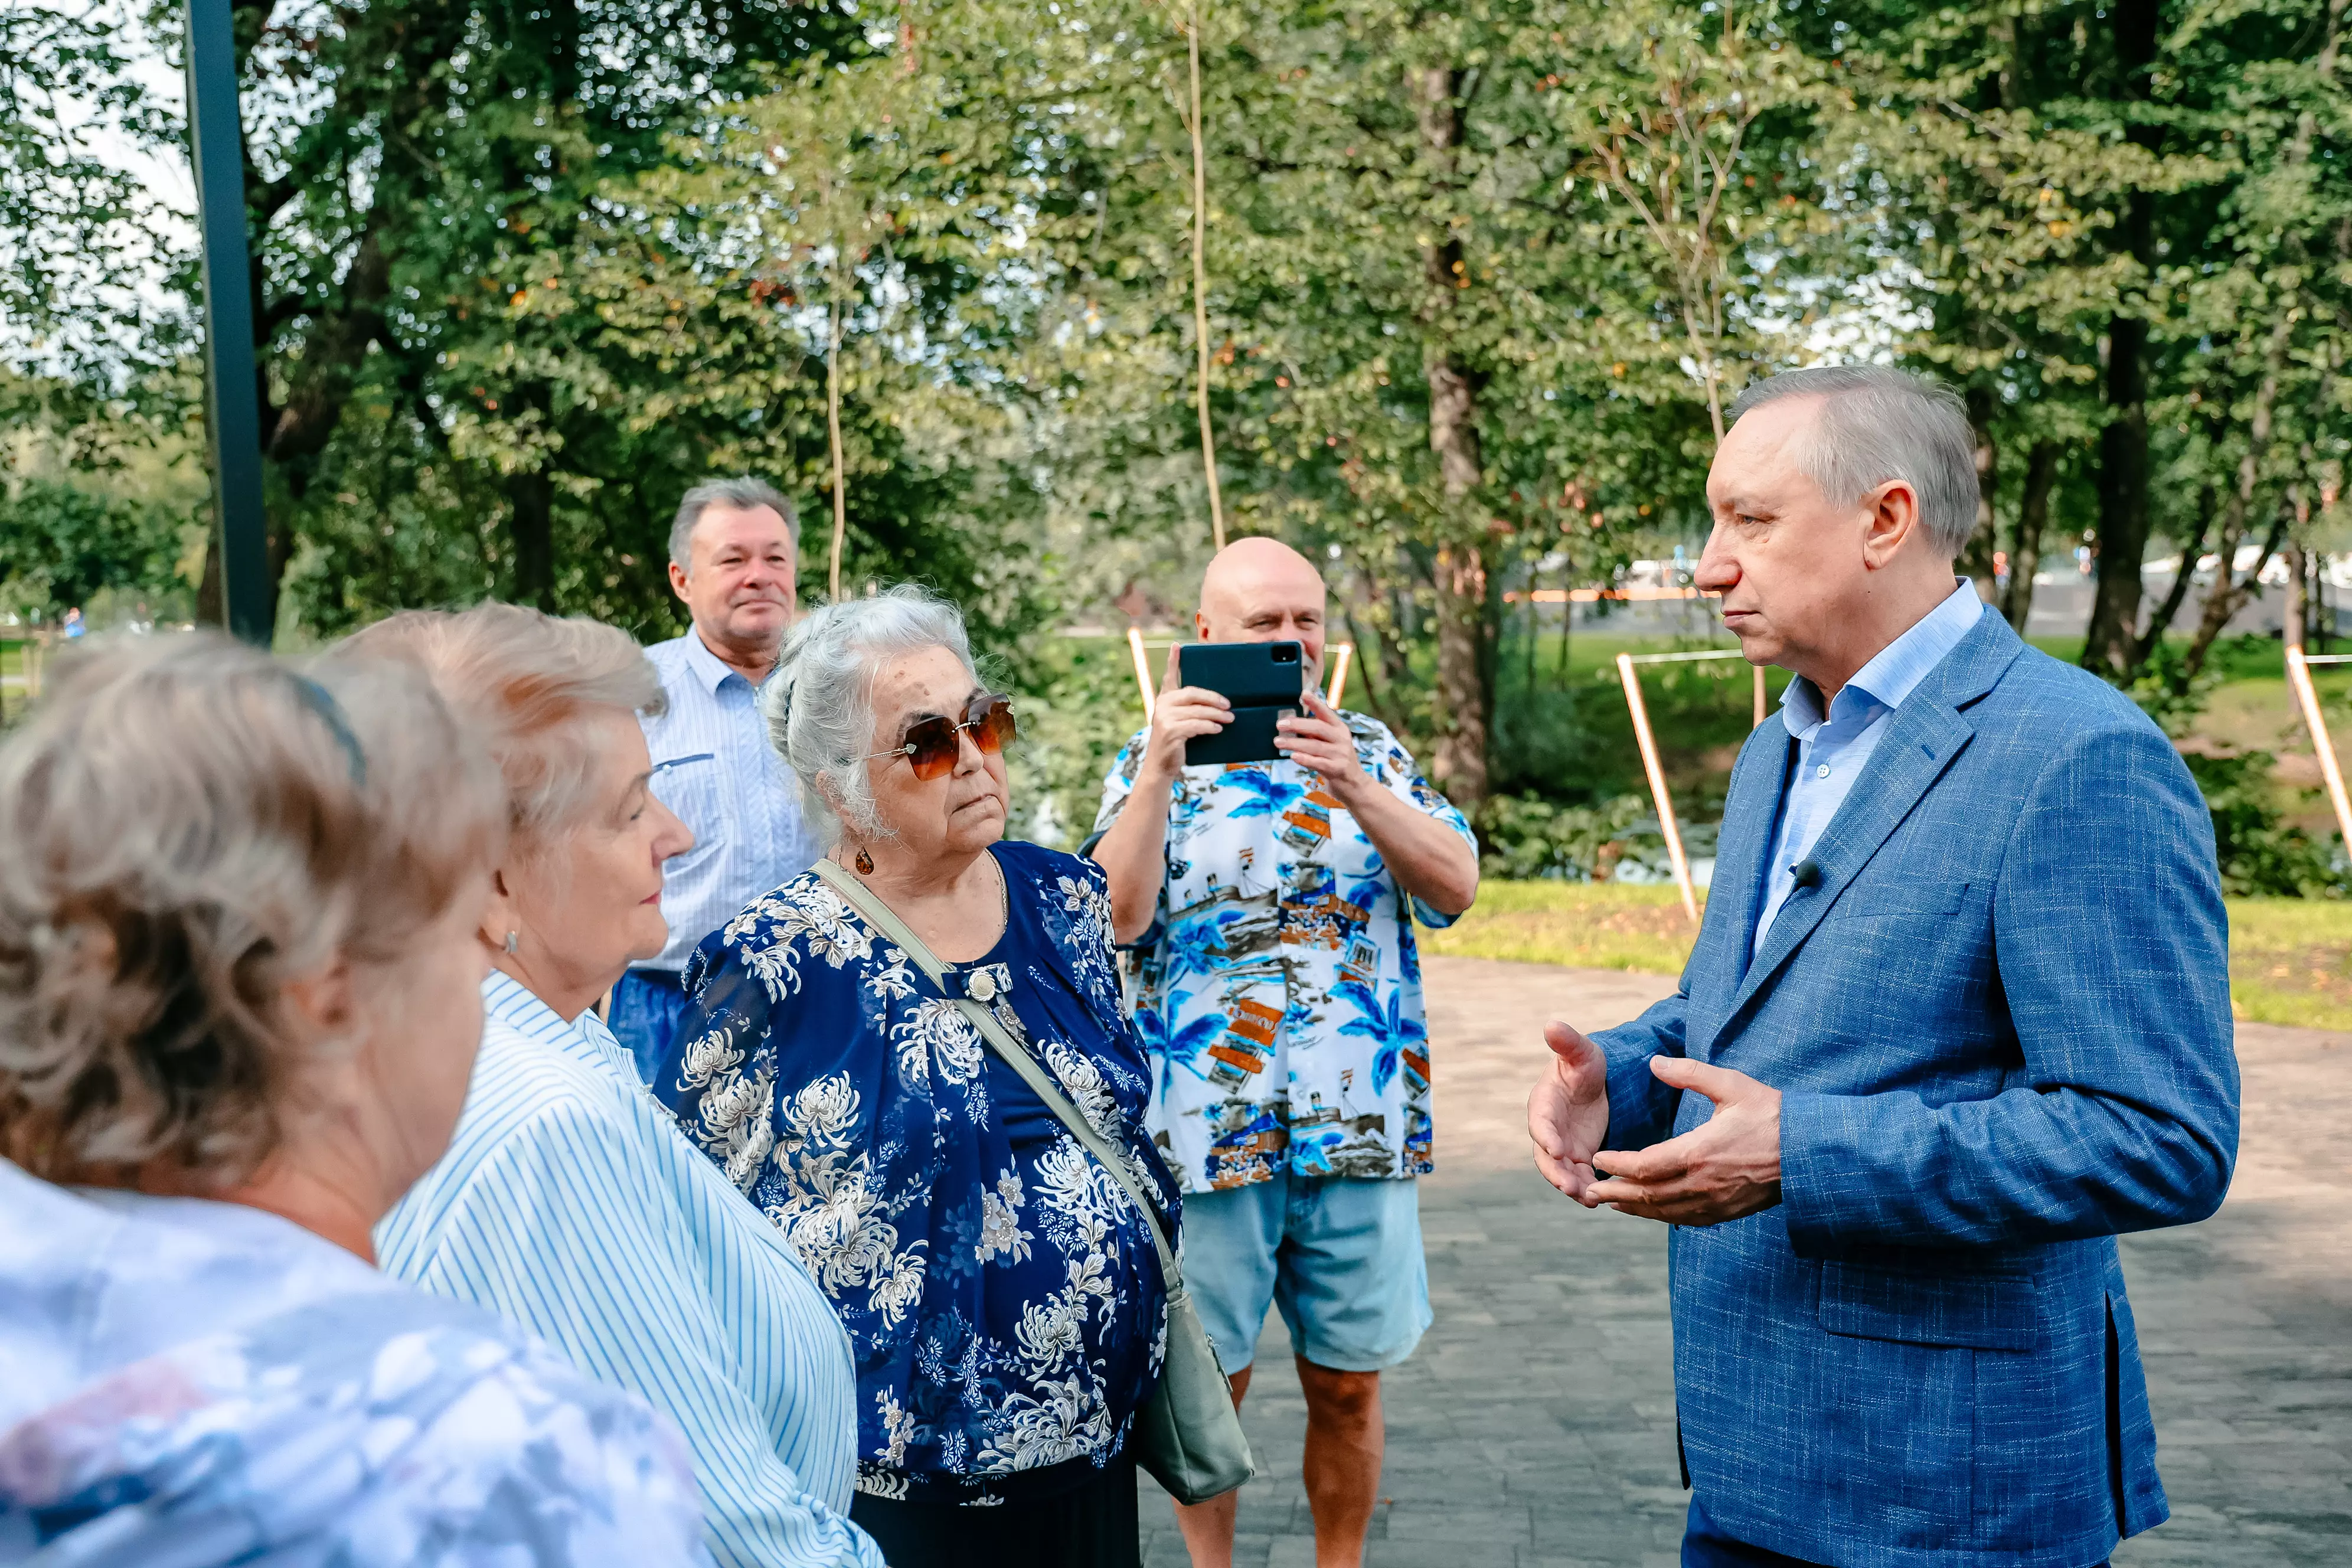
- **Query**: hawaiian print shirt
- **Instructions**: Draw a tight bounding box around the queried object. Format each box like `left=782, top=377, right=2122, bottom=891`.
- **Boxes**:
left=0, top=1164, right=707, bottom=1567
left=654, top=841, right=1177, bottom=1508
left=1092, top=710, right=1475, bottom=1194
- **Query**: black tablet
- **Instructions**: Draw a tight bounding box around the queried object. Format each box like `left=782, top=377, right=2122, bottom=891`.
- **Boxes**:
left=1178, top=641, right=1306, bottom=766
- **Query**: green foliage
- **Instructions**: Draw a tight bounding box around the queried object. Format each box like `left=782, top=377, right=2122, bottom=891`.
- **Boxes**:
left=999, top=639, right=1155, bottom=854
left=2126, top=636, right=2233, bottom=737
left=2178, top=750, right=2346, bottom=898
left=6, top=0, right=2351, bottom=893
left=0, top=478, right=185, bottom=617
left=0, top=5, right=185, bottom=378
left=1473, top=792, right=1650, bottom=881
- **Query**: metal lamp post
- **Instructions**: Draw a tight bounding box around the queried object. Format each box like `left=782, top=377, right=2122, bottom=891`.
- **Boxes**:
left=184, top=0, right=272, bottom=645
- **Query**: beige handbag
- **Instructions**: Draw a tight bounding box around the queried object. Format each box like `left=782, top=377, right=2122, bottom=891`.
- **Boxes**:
left=812, top=859, right=1257, bottom=1504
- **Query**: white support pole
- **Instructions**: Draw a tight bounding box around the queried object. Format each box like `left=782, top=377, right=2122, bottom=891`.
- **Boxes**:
left=1617, top=652, right=1698, bottom=925
left=1127, top=626, right=1157, bottom=720
left=2287, top=646, right=2352, bottom=857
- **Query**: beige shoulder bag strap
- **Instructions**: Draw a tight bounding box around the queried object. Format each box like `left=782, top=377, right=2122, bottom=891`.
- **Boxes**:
left=811, top=857, right=1179, bottom=1279
left=809, top=855, right=1256, bottom=1503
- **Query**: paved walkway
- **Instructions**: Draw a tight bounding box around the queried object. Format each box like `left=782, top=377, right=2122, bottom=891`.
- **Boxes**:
left=1139, top=956, right=2352, bottom=1567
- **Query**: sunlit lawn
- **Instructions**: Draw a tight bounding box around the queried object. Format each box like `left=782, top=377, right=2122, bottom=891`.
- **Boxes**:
left=0, top=640, right=28, bottom=727
left=1428, top=881, right=2352, bottom=1034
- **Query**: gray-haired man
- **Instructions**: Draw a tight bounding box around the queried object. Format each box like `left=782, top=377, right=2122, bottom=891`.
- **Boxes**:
left=610, top=477, right=822, bottom=1080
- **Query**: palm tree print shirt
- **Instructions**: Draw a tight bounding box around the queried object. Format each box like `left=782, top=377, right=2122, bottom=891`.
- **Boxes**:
left=1092, top=710, right=1475, bottom=1194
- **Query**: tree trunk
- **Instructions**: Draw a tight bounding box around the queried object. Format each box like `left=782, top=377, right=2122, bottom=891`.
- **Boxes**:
left=1961, top=387, right=2000, bottom=595
left=2084, top=321, right=2154, bottom=677
left=509, top=469, right=556, bottom=610
left=196, top=525, right=224, bottom=626
left=2001, top=442, right=2059, bottom=633
left=1412, top=61, right=1489, bottom=808
left=2181, top=497, right=2286, bottom=681
left=1431, top=541, right=1489, bottom=803
left=2080, top=0, right=2165, bottom=679
left=2132, top=488, right=2213, bottom=668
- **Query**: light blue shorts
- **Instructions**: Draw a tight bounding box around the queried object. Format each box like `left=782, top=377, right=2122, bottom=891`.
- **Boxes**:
left=1178, top=1172, right=1430, bottom=1376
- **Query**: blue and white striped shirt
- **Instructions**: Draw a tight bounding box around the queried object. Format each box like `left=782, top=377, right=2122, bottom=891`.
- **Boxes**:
left=376, top=972, right=883, bottom=1568
left=641, top=631, right=823, bottom=973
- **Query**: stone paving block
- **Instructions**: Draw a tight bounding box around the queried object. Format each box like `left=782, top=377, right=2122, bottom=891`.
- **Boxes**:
left=1133, top=964, right=2351, bottom=1568
left=1361, top=1541, right=1518, bottom=1568
left=1412, top=959, right=2352, bottom=1568
left=1383, top=1504, right=1533, bottom=1545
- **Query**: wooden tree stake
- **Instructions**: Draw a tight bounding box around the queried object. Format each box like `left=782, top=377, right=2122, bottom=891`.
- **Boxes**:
left=1185, top=6, right=1226, bottom=551
left=2286, top=649, right=2352, bottom=856
left=1617, top=652, right=1699, bottom=925
left=1128, top=626, right=1158, bottom=718
left=827, top=293, right=848, bottom=600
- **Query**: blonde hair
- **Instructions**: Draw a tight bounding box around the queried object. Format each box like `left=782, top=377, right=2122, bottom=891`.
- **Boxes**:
left=0, top=633, right=505, bottom=1185
left=340, top=603, right=667, bottom=855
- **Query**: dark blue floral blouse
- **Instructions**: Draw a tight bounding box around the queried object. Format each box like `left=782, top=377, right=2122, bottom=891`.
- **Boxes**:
left=654, top=841, right=1177, bottom=1507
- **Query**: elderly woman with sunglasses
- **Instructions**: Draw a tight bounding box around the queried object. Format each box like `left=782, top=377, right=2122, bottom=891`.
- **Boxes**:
left=651, top=586, right=1178, bottom=1568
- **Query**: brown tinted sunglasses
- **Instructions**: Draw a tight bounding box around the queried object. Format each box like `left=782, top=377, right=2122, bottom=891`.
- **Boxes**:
left=866, top=692, right=1017, bottom=780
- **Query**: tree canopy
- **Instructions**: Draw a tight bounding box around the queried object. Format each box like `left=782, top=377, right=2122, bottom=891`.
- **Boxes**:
left=2, top=0, right=2346, bottom=808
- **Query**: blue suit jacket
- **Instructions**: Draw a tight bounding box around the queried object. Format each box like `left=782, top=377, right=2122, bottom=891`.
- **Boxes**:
left=1593, top=610, right=2238, bottom=1568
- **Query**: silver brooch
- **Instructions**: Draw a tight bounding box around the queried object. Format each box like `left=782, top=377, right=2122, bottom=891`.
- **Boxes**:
left=968, top=969, right=998, bottom=1002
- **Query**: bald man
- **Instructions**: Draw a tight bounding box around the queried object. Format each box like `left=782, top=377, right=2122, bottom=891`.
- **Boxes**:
left=1089, top=538, right=1478, bottom=1568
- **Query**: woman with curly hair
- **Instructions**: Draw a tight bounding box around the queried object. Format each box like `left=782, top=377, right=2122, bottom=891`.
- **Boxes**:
left=0, top=635, right=705, bottom=1566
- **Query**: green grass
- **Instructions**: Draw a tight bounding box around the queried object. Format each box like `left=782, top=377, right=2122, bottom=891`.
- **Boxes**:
left=1423, top=881, right=1703, bottom=974
left=1430, top=881, right=2352, bottom=1033
left=2226, top=896, right=2352, bottom=1029
left=0, top=640, right=29, bottom=729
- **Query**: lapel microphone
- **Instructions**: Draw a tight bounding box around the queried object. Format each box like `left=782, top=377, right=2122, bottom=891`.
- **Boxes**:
left=1790, top=858, right=1824, bottom=890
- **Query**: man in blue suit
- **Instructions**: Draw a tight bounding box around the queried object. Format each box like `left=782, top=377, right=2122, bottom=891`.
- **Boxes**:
left=1528, top=366, right=2238, bottom=1568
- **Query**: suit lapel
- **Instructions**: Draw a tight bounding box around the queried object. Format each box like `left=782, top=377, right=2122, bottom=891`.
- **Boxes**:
left=1716, top=609, right=2026, bottom=1031
left=1687, top=723, right=1790, bottom=1060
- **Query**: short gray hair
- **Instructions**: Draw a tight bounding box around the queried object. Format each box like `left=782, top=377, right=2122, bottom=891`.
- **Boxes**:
left=1728, top=367, right=1980, bottom=557
left=339, top=603, right=667, bottom=856
left=762, top=585, right=981, bottom=845
left=669, top=477, right=799, bottom=575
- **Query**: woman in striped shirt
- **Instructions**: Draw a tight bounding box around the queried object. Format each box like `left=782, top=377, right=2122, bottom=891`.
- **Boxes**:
left=352, top=604, right=883, bottom=1568
left=0, top=635, right=705, bottom=1567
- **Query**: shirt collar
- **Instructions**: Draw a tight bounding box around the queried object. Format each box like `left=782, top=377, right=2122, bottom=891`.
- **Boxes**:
left=1781, top=579, right=1985, bottom=739
left=481, top=969, right=639, bottom=1082
left=681, top=627, right=749, bottom=697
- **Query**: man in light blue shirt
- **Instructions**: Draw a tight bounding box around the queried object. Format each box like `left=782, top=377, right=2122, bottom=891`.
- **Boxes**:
left=613, top=477, right=822, bottom=1080
left=1750, top=577, right=1984, bottom=957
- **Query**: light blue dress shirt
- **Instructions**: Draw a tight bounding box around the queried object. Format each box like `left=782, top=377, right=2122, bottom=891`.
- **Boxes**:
left=376, top=973, right=883, bottom=1568
left=642, top=630, right=822, bottom=973
left=1752, top=581, right=1985, bottom=959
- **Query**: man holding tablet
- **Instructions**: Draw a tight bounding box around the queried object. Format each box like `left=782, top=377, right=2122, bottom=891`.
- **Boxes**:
left=1089, top=536, right=1479, bottom=1568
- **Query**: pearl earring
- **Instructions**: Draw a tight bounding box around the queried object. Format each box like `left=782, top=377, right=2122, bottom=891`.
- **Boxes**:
left=503, top=930, right=519, bottom=955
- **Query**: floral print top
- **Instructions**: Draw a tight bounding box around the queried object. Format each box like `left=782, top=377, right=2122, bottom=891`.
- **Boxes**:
left=1092, top=709, right=1475, bottom=1194
left=654, top=841, right=1177, bottom=1507
left=0, top=1163, right=707, bottom=1567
